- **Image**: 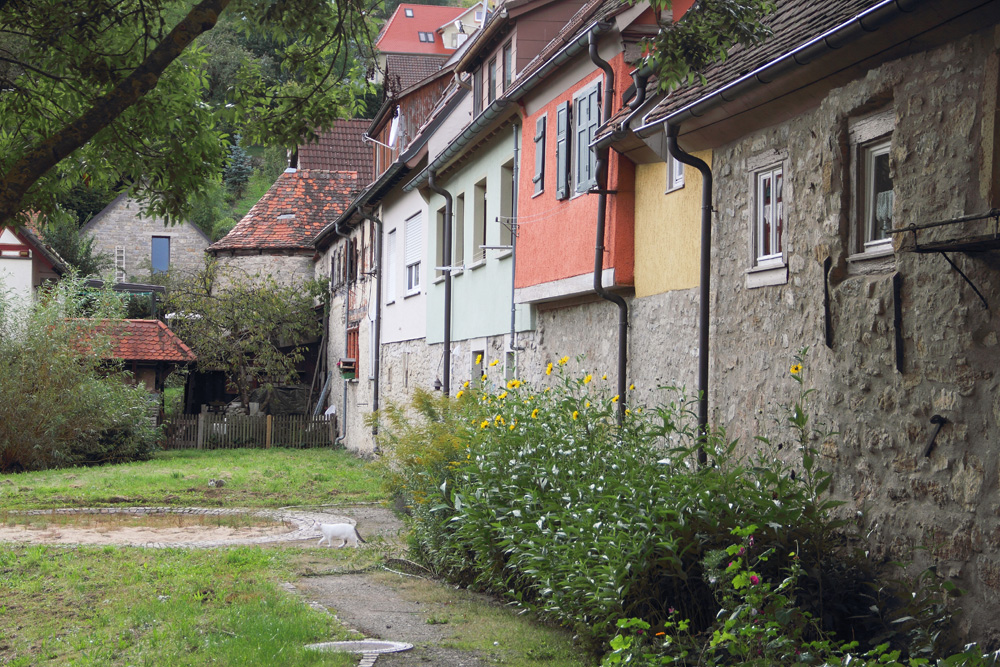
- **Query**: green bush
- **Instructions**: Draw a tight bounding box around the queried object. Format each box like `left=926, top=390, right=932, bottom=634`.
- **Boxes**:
left=0, top=275, right=159, bottom=472
left=375, top=353, right=986, bottom=663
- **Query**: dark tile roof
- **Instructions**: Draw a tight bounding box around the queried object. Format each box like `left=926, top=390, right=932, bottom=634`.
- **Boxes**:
left=77, top=319, right=196, bottom=363
left=386, top=53, right=449, bottom=92
left=643, top=0, right=881, bottom=125
left=208, top=170, right=360, bottom=253
left=298, top=119, right=373, bottom=183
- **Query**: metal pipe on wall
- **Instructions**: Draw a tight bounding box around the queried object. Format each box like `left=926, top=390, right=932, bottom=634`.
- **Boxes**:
left=427, top=171, right=453, bottom=395
left=359, top=209, right=383, bottom=442
left=332, top=220, right=352, bottom=445
left=588, top=28, right=628, bottom=423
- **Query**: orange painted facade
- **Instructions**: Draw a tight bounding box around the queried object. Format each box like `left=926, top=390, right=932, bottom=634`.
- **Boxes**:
left=515, top=51, right=636, bottom=291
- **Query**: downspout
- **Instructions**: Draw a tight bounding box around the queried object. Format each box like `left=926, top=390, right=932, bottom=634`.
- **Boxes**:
left=333, top=220, right=352, bottom=446
left=509, top=124, right=521, bottom=356
left=359, top=209, right=383, bottom=441
left=665, top=124, right=712, bottom=465
left=589, top=29, right=628, bottom=423
left=427, top=171, right=453, bottom=395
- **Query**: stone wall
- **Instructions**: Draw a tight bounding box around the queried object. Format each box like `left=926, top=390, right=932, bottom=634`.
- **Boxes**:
left=82, top=196, right=209, bottom=279
left=709, top=28, right=1000, bottom=643
left=212, top=253, right=315, bottom=290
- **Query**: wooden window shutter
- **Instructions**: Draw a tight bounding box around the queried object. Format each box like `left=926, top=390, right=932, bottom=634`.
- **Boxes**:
left=576, top=83, right=601, bottom=192
left=533, top=115, right=545, bottom=194
left=555, top=101, right=571, bottom=200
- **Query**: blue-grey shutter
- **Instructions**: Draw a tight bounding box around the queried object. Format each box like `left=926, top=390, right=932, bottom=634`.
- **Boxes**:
left=533, top=116, right=545, bottom=195
left=576, top=83, right=600, bottom=192
left=555, top=101, right=570, bottom=200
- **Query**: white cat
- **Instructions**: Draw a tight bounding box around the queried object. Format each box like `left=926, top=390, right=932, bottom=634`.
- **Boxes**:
left=317, top=522, right=367, bottom=548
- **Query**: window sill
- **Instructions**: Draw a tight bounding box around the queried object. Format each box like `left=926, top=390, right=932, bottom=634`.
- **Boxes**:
left=403, top=289, right=421, bottom=299
left=496, top=249, right=512, bottom=260
left=433, top=275, right=445, bottom=285
left=385, top=298, right=395, bottom=306
left=664, top=183, right=685, bottom=195
left=468, top=259, right=486, bottom=271
left=745, top=263, right=788, bottom=289
left=847, top=245, right=895, bottom=275
left=532, top=188, right=544, bottom=199
left=452, top=267, right=464, bottom=277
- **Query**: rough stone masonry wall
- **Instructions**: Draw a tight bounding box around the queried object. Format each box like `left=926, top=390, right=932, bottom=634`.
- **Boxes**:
left=710, top=28, right=1000, bottom=644
left=212, top=253, right=314, bottom=291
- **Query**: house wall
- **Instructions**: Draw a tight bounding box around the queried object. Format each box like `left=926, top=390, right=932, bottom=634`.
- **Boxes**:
left=426, top=127, right=535, bottom=345
left=515, top=48, right=635, bottom=301
left=708, top=28, right=1000, bottom=643
left=633, top=154, right=709, bottom=297
left=81, top=196, right=210, bottom=279
left=380, top=187, right=429, bottom=345
left=211, top=253, right=315, bottom=290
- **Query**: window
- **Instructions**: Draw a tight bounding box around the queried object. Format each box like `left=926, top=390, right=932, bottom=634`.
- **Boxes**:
left=666, top=156, right=684, bottom=192
left=487, top=58, right=497, bottom=104
left=754, top=165, right=783, bottom=267
left=404, top=212, right=421, bottom=294
left=502, top=42, right=513, bottom=91
left=473, top=68, right=483, bottom=116
left=404, top=8, right=413, bottom=17
left=573, top=82, right=600, bottom=194
left=114, top=245, right=126, bottom=282
left=346, top=325, right=359, bottom=364
left=151, top=236, right=169, bottom=274
left=475, top=10, right=484, bottom=21
left=500, top=160, right=514, bottom=249
left=555, top=101, right=571, bottom=199
left=418, top=31, right=435, bottom=43
left=861, top=139, right=893, bottom=251
left=435, top=206, right=446, bottom=278
left=533, top=115, right=546, bottom=195
left=473, top=179, right=487, bottom=264
left=454, top=193, right=465, bottom=268
left=455, top=32, right=468, bottom=48
left=385, top=229, right=397, bottom=303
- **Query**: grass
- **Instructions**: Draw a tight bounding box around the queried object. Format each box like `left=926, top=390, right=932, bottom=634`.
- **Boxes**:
left=0, top=448, right=593, bottom=666
left=0, top=545, right=357, bottom=666
left=0, top=448, right=384, bottom=510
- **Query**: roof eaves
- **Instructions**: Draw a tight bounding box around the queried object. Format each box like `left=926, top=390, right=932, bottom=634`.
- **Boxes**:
left=634, top=0, right=925, bottom=136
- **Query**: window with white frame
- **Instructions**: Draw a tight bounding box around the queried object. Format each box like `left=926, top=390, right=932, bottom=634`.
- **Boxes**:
left=385, top=229, right=397, bottom=303
left=404, top=8, right=413, bottom=17
left=472, top=178, right=487, bottom=264
left=404, top=212, right=421, bottom=294
left=849, top=109, right=895, bottom=258
left=573, top=81, right=600, bottom=194
left=666, top=156, right=684, bottom=192
left=418, top=31, right=434, bottom=43
left=753, top=164, right=784, bottom=268
left=454, top=193, right=465, bottom=268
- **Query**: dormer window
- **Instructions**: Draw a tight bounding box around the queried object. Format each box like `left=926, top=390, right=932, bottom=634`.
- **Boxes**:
left=404, top=8, right=413, bottom=17
left=418, top=31, right=435, bottom=43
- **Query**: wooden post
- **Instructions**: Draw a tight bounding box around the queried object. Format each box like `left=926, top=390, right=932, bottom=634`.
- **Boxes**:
left=266, top=414, right=272, bottom=449
left=196, top=412, right=206, bottom=450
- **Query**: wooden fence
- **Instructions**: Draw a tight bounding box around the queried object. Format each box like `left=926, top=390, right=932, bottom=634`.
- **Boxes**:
left=162, top=414, right=335, bottom=450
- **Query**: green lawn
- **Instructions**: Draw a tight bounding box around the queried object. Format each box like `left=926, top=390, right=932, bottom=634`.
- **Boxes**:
left=1, top=448, right=384, bottom=510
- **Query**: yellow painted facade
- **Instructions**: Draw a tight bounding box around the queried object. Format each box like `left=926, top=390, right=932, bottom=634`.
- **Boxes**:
left=633, top=150, right=712, bottom=298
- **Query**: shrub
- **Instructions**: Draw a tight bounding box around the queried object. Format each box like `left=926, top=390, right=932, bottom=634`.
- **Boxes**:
left=0, top=274, right=159, bottom=472
left=376, top=353, right=984, bottom=663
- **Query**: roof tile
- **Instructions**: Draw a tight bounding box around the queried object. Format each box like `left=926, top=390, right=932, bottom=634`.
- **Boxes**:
left=298, top=119, right=374, bottom=182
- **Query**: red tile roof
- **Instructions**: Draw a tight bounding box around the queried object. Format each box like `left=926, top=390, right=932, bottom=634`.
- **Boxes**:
left=208, top=169, right=360, bottom=253
left=80, top=320, right=197, bottom=363
left=298, top=120, right=373, bottom=183
left=376, top=3, right=466, bottom=55
left=385, top=53, right=449, bottom=92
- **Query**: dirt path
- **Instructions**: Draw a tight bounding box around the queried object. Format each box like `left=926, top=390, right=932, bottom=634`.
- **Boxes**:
left=0, top=505, right=490, bottom=665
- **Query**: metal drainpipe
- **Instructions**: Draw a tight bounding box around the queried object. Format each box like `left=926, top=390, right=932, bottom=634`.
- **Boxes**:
left=359, top=209, right=383, bottom=442
left=628, top=65, right=651, bottom=111
left=509, top=124, right=521, bottom=358
left=427, top=171, right=453, bottom=395
left=665, top=124, right=712, bottom=465
left=588, top=29, right=628, bottom=423
left=333, top=220, right=352, bottom=445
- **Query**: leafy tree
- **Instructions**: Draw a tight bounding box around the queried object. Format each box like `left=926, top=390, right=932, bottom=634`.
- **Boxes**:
left=0, top=0, right=376, bottom=230
left=644, top=0, right=776, bottom=91
left=164, top=258, right=325, bottom=413
left=223, top=134, right=254, bottom=199
left=0, top=274, right=159, bottom=472
left=37, top=214, right=113, bottom=277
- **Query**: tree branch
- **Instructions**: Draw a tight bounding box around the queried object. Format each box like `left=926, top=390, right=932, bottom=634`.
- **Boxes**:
left=0, top=0, right=230, bottom=226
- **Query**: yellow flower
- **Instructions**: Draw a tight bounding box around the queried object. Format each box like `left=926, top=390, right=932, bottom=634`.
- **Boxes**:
left=629, top=383, right=635, bottom=391
left=612, top=394, right=619, bottom=403
left=583, top=374, right=592, bottom=384
left=790, top=363, right=803, bottom=375
left=625, top=408, right=631, bottom=416
left=490, top=359, right=499, bottom=367
left=507, top=378, right=521, bottom=389
left=559, top=356, right=569, bottom=365
left=509, top=422, right=516, bottom=431
left=572, top=411, right=579, bottom=420
left=531, top=408, right=539, bottom=419
left=482, top=373, right=488, bottom=381
left=546, top=362, right=553, bottom=376
left=602, top=374, right=607, bottom=380
left=585, top=400, right=591, bottom=408
left=476, top=354, right=483, bottom=365
left=463, top=380, right=470, bottom=388
left=498, top=390, right=508, bottom=400
left=494, top=415, right=505, bottom=426
left=456, top=390, right=465, bottom=399
left=480, top=420, right=489, bottom=429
